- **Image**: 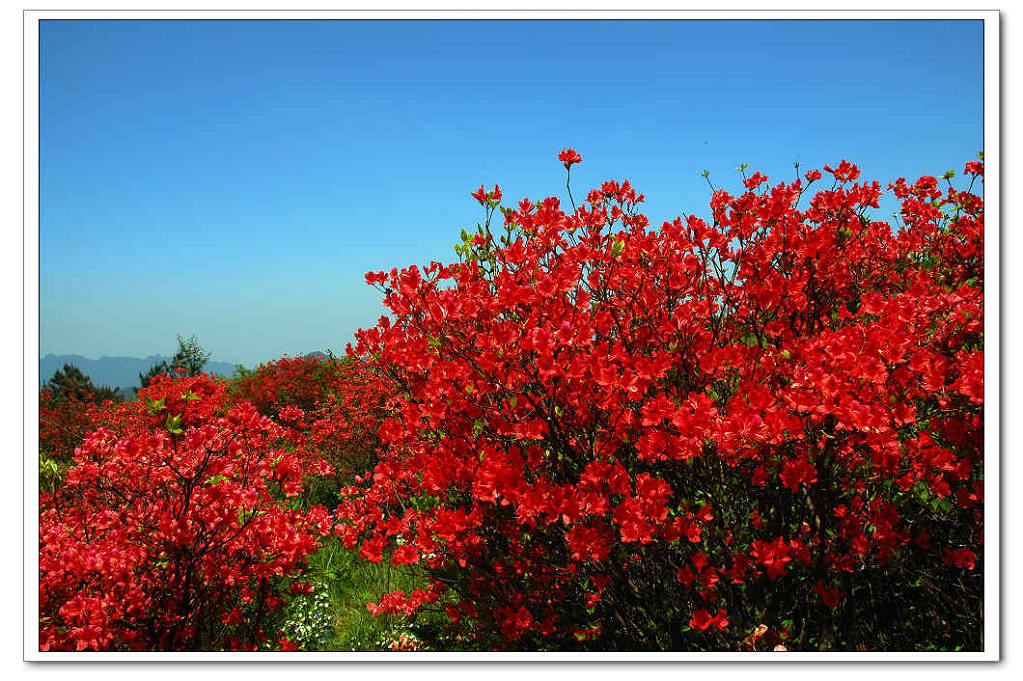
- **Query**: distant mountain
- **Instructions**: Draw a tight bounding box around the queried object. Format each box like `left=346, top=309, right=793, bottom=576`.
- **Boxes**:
left=39, top=354, right=238, bottom=391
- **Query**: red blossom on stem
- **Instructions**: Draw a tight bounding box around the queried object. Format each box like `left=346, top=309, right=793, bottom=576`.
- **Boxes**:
left=558, top=148, right=583, bottom=168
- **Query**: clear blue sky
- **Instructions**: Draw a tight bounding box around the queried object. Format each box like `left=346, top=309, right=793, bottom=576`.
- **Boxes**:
left=40, top=19, right=984, bottom=368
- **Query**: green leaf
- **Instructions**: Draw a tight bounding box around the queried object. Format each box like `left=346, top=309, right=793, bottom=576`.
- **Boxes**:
left=610, top=238, right=625, bottom=258
left=165, top=413, right=183, bottom=435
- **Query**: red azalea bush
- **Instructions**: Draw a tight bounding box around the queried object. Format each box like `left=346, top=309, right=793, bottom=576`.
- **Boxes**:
left=39, top=379, right=122, bottom=466
left=302, top=358, right=388, bottom=482
left=334, top=151, right=984, bottom=651
left=39, top=374, right=333, bottom=651
left=39, top=389, right=112, bottom=496
left=231, top=354, right=343, bottom=417
left=39, top=378, right=124, bottom=502
left=234, top=354, right=388, bottom=503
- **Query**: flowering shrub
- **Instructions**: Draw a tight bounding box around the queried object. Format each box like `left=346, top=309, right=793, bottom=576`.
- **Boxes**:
left=39, top=367, right=126, bottom=508
left=231, top=354, right=342, bottom=417
left=335, top=151, right=984, bottom=651
left=39, top=374, right=334, bottom=651
left=39, top=364, right=123, bottom=466
left=233, top=355, right=386, bottom=508
left=302, top=358, right=387, bottom=483
left=39, top=390, right=114, bottom=499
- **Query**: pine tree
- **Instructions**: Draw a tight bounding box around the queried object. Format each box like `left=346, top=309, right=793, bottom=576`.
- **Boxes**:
left=139, top=334, right=212, bottom=388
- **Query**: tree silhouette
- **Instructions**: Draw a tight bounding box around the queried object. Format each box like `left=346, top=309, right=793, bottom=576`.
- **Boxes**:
left=139, top=334, right=212, bottom=388
left=44, top=363, right=120, bottom=404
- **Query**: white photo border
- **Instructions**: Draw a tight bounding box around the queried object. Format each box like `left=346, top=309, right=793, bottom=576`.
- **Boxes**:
left=23, top=6, right=1001, bottom=663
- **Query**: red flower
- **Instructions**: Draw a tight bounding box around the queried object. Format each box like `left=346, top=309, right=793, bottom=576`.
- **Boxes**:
left=743, top=171, right=768, bottom=190
left=392, top=543, right=420, bottom=565
left=277, top=636, right=300, bottom=651
left=823, top=159, right=861, bottom=182
left=779, top=457, right=818, bottom=491
left=289, top=581, right=314, bottom=596
left=813, top=579, right=847, bottom=608
left=943, top=547, right=977, bottom=570
left=750, top=538, right=792, bottom=580
left=360, top=534, right=386, bottom=563
left=471, top=184, right=501, bottom=205
left=690, top=608, right=713, bottom=631
left=221, top=608, right=244, bottom=627
left=914, top=528, right=931, bottom=549
left=558, top=148, right=582, bottom=168
left=566, top=523, right=611, bottom=561
left=690, top=608, right=729, bottom=632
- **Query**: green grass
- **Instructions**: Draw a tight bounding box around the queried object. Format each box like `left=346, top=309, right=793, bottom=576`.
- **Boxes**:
left=304, top=537, right=422, bottom=651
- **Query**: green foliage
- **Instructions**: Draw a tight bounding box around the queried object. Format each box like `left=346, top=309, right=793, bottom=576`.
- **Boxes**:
left=39, top=455, right=65, bottom=497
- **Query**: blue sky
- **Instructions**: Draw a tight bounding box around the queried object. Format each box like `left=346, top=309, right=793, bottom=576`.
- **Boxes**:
left=40, top=19, right=984, bottom=368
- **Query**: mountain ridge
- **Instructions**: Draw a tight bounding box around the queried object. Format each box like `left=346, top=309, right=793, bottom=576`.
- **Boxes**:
left=40, top=353, right=239, bottom=391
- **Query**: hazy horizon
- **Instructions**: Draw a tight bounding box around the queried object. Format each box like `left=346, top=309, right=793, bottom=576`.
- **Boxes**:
left=40, top=347, right=327, bottom=369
